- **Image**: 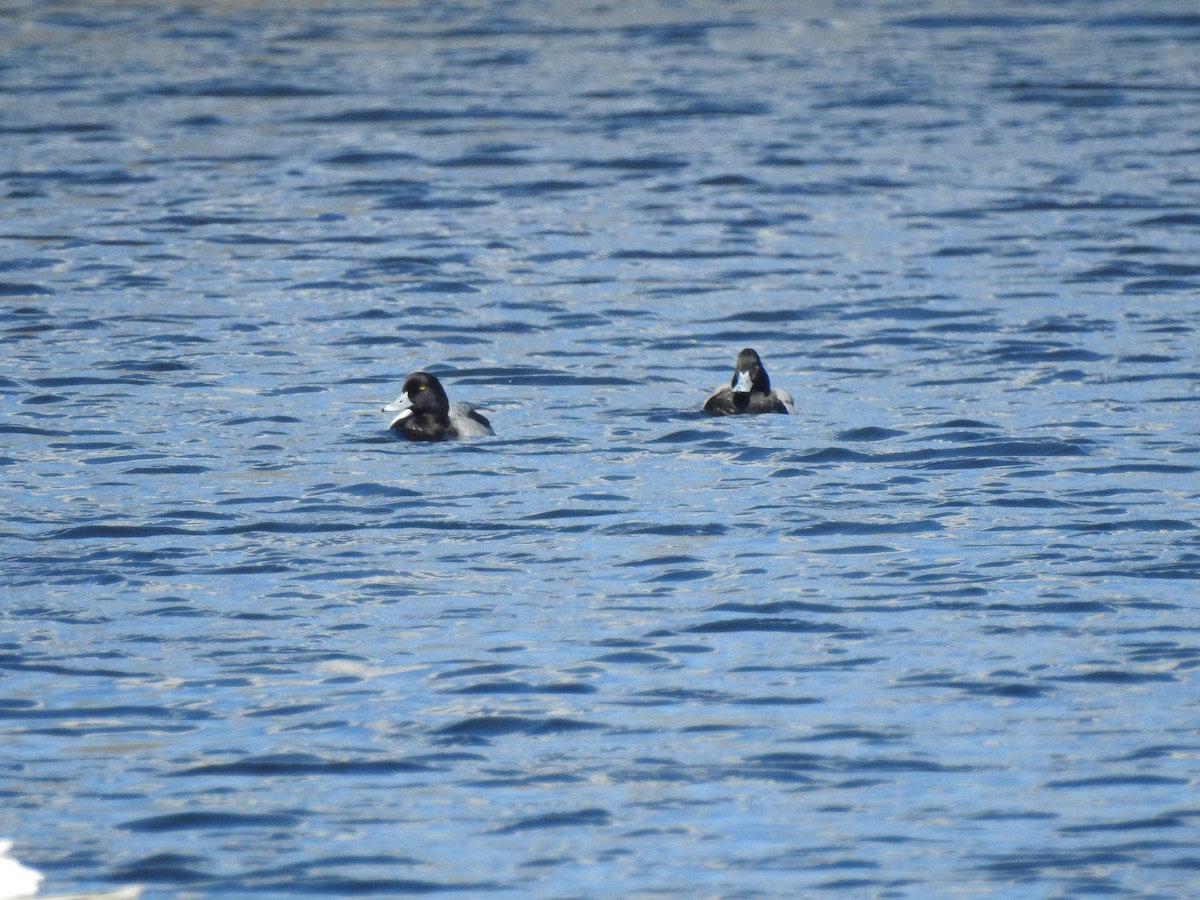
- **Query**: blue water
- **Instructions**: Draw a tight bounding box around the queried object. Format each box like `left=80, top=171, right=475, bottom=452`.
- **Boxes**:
left=3, top=1, right=1199, bottom=897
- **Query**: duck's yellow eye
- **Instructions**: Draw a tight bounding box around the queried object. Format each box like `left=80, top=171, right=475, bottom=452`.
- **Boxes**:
left=418, top=384, right=426, bottom=391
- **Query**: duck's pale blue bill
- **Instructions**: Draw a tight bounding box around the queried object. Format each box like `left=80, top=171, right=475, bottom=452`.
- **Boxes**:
left=382, top=391, right=413, bottom=428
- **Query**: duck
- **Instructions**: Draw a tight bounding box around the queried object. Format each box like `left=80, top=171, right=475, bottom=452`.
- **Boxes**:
left=382, top=371, right=494, bottom=441
left=702, top=347, right=795, bottom=416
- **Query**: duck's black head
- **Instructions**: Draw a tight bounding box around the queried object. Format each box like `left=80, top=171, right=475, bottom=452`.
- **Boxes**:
left=382, top=371, right=452, bottom=440
left=731, top=348, right=771, bottom=395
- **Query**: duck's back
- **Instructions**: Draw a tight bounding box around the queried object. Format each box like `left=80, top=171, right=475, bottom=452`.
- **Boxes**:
left=703, top=387, right=791, bottom=416
left=448, top=403, right=495, bottom=438
left=702, top=387, right=741, bottom=416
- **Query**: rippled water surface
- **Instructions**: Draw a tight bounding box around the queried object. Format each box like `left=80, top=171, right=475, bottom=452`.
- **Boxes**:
left=3, top=1, right=1200, bottom=897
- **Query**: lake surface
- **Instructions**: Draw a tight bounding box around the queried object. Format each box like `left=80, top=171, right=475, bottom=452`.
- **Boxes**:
left=2, top=1, right=1199, bottom=897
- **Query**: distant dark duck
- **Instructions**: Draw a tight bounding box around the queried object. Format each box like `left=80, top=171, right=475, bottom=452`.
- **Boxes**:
left=703, top=348, right=795, bottom=416
left=382, top=371, right=494, bottom=441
